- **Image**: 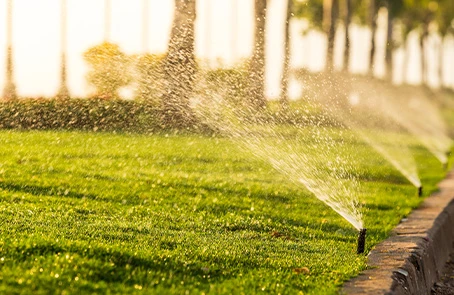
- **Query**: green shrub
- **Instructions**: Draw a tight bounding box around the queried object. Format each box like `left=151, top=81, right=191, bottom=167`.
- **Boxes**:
left=83, top=43, right=132, bottom=99
left=0, top=98, right=160, bottom=133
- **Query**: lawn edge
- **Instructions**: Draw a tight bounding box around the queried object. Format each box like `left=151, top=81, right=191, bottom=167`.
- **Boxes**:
left=342, top=170, right=454, bottom=295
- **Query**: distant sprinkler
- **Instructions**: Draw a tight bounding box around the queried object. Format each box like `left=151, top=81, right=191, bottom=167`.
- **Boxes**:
left=357, top=228, right=367, bottom=254
left=418, top=186, right=423, bottom=197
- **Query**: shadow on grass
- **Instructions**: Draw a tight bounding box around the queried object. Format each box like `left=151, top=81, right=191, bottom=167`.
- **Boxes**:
left=164, top=180, right=293, bottom=204
left=0, top=181, right=98, bottom=200
left=6, top=241, right=256, bottom=288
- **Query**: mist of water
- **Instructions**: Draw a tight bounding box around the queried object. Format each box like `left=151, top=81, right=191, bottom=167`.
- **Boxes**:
left=192, top=71, right=364, bottom=230
left=299, top=74, right=422, bottom=188
left=357, top=82, right=452, bottom=165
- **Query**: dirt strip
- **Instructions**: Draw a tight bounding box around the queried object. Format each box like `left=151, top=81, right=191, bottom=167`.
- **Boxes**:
left=342, top=171, right=454, bottom=295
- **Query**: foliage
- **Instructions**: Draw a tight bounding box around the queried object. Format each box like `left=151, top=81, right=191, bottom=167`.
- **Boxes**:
left=436, top=0, right=454, bottom=35
left=400, top=0, right=438, bottom=36
left=385, top=0, right=405, bottom=19
left=83, top=42, right=132, bottom=99
left=293, top=0, right=324, bottom=30
left=0, top=98, right=160, bottom=133
left=0, top=98, right=345, bottom=134
left=0, top=129, right=449, bottom=294
left=292, top=0, right=381, bottom=29
left=133, top=53, right=166, bottom=105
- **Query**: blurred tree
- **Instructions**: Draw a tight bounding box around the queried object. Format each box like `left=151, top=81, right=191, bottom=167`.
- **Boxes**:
left=342, top=0, right=352, bottom=72
left=435, top=0, right=454, bottom=88
left=3, top=0, right=17, bottom=101
left=436, top=0, right=454, bottom=36
left=83, top=42, right=131, bottom=99
left=57, top=0, right=70, bottom=99
left=248, top=0, right=268, bottom=110
left=324, top=0, right=339, bottom=72
left=280, top=0, right=293, bottom=108
left=367, top=0, right=378, bottom=76
left=401, top=0, right=437, bottom=85
left=162, top=0, right=197, bottom=127
left=293, top=0, right=324, bottom=29
left=383, top=0, right=405, bottom=82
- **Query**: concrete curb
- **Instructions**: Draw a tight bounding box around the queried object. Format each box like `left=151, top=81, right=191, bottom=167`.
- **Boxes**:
left=342, top=171, right=454, bottom=295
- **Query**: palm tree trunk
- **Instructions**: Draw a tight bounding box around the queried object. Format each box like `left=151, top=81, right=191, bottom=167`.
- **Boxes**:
left=343, top=0, right=351, bottom=72
left=368, top=0, right=377, bottom=76
left=205, top=0, right=212, bottom=67
left=384, top=1, right=393, bottom=83
left=420, top=23, right=428, bottom=86
left=324, top=0, right=339, bottom=72
left=57, top=0, right=70, bottom=99
left=3, top=0, right=17, bottom=100
left=403, top=37, right=411, bottom=84
left=162, top=0, right=197, bottom=127
left=248, top=0, right=267, bottom=110
left=280, top=0, right=292, bottom=108
left=439, top=35, right=444, bottom=89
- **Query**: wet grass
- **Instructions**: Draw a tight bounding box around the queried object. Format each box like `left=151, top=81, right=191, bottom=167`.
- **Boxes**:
left=0, top=130, right=449, bottom=294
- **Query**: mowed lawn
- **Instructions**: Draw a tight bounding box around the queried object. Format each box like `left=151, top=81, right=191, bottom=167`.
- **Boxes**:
left=0, top=130, right=448, bottom=294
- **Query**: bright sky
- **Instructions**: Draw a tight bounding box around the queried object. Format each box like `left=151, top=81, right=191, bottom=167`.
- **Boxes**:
left=0, top=0, right=452, bottom=98
left=0, top=0, right=273, bottom=98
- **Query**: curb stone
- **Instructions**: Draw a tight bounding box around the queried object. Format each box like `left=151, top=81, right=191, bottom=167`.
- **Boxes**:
left=342, top=171, right=454, bottom=295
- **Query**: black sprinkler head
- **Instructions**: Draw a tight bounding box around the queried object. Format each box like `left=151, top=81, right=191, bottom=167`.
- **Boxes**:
left=357, top=228, right=367, bottom=254
left=418, top=186, right=423, bottom=197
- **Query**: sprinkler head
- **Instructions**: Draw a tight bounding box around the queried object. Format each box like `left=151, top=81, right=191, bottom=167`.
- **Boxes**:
left=357, top=228, right=367, bottom=254
left=418, top=186, right=423, bottom=197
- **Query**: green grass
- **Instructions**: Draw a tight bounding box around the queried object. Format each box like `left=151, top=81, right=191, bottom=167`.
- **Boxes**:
left=0, top=129, right=449, bottom=294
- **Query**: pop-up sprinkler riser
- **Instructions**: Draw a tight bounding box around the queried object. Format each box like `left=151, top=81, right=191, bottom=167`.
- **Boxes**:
left=357, top=228, right=367, bottom=254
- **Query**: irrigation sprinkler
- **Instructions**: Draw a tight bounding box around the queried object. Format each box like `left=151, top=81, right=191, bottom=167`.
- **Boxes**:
left=357, top=228, right=367, bottom=254
left=418, top=186, right=423, bottom=197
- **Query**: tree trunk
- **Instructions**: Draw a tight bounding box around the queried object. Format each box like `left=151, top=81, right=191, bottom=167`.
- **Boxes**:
left=420, top=23, right=428, bottom=86
left=439, top=35, right=444, bottom=89
left=162, top=0, right=197, bottom=128
left=248, top=0, right=267, bottom=110
left=384, top=1, right=393, bottom=83
left=3, top=0, right=17, bottom=101
left=343, top=0, right=351, bottom=72
left=324, top=0, right=339, bottom=72
left=280, top=0, right=292, bottom=108
left=403, top=37, right=411, bottom=84
left=368, top=0, right=377, bottom=76
left=57, top=0, right=70, bottom=99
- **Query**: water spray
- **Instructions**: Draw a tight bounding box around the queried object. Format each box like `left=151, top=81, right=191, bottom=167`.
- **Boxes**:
left=418, top=186, right=423, bottom=197
left=357, top=228, right=367, bottom=254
